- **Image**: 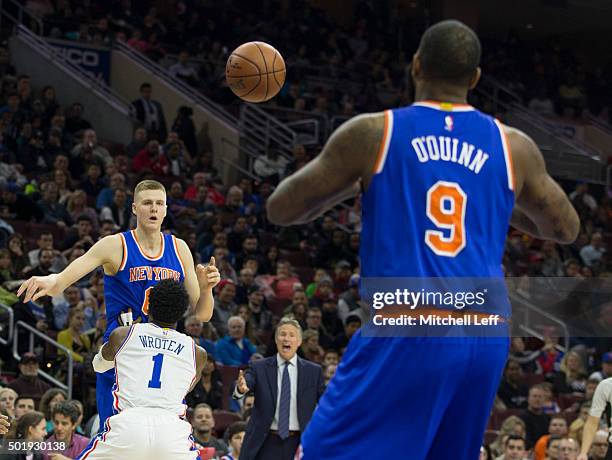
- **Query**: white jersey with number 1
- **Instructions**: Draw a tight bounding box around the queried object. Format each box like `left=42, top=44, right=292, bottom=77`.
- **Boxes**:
left=112, top=322, right=197, bottom=418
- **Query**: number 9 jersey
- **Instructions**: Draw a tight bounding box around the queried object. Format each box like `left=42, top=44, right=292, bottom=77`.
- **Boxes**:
left=361, top=101, right=514, bottom=314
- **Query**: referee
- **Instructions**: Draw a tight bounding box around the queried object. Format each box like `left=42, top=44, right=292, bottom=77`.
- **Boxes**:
left=579, top=377, right=612, bottom=460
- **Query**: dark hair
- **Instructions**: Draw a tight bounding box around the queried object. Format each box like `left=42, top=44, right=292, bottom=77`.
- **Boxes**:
left=76, top=215, right=93, bottom=224
left=148, top=279, right=190, bottom=325
left=51, top=400, right=80, bottom=424
left=10, top=411, right=45, bottom=439
left=15, top=396, right=35, bottom=407
left=39, top=388, right=67, bottom=418
left=140, top=82, right=152, bottom=91
left=227, top=421, right=247, bottom=439
left=417, top=20, right=481, bottom=85
left=505, top=435, right=525, bottom=448
left=547, top=435, right=563, bottom=449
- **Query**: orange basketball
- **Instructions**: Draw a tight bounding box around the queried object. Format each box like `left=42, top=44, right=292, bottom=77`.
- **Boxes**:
left=226, top=41, right=286, bottom=103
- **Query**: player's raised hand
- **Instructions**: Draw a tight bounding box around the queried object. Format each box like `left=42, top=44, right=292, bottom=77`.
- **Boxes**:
left=237, top=370, right=249, bottom=394
left=17, top=274, right=61, bottom=303
left=0, top=414, right=10, bottom=435
left=196, top=257, right=220, bottom=291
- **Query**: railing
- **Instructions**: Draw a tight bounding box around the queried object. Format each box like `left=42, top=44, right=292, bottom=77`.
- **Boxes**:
left=114, top=40, right=236, bottom=128
left=585, top=113, right=612, bottom=136
left=0, top=0, right=43, bottom=35
left=258, top=106, right=326, bottom=144
left=509, top=293, right=570, bottom=352
left=13, top=321, right=73, bottom=398
left=16, top=25, right=129, bottom=115
left=221, top=138, right=261, bottom=180
left=0, top=302, right=14, bottom=346
left=240, top=104, right=297, bottom=160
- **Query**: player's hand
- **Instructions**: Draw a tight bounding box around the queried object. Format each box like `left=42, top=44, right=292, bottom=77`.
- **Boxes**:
left=17, top=274, right=61, bottom=303
left=0, top=414, right=10, bottom=435
left=237, top=370, right=249, bottom=394
left=197, top=257, right=220, bottom=291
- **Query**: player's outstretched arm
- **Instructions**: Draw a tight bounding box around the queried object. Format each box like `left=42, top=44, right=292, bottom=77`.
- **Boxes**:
left=578, top=415, right=599, bottom=459
left=506, top=125, right=580, bottom=244
left=17, top=234, right=122, bottom=303
left=92, top=326, right=130, bottom=373
left=177, top=237, right=220, bottom=322
left=188, top=345, right=207, bottom=392
left=267, top=113, right=385, bottom=226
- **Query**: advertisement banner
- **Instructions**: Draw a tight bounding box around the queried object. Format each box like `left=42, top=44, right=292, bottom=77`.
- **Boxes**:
left=47, top=39, right=111, bottom=84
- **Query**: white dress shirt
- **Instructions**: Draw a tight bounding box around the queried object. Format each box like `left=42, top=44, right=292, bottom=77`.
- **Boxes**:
left=270, top=353, right=300, bottom=431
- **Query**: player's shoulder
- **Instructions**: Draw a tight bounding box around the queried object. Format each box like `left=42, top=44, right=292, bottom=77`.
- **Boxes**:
left=97, top=233, right=125, bottom=250
left=498, top=123, right=538, bottom=154
left=339, top=112, right=386, bottom=136
left=109, top=325, right=132, bottom=348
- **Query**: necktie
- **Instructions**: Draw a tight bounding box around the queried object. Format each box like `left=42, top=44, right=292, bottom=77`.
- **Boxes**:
left=278, top=360, right=291, bottom=439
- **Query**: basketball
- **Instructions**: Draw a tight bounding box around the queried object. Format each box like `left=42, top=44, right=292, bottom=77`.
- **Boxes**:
left=225, top=41, right=286, bottom=103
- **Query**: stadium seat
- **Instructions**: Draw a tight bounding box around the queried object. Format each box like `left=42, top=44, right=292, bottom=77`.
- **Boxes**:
left=483, top=430, right=499, bottom=446
left=488, top=408, right=523, bottom=430
left=294, top=266, right=314, bottom=286
left=213, top=410, right=242, bottom=438
left=216, top=364, right=247, bottom=410
left=267, top=297, right=292, bottom=317
left=558, top=393, right=583, bottom=410
left=258, top=231, right=277, bottom=252
left=284, top=251, right=311, bottom=267
left=520, top=373, right=545, bottom=387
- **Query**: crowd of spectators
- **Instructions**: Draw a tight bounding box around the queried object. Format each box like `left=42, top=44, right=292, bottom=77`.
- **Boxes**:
left=0, top=2, right=610, bottom=459
left=32, top=0, right=612, bottom=128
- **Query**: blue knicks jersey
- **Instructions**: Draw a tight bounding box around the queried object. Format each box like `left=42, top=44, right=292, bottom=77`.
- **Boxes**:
left=361, top=102, right=514, bottom=310
left=103, top=230, right=185, bottom=341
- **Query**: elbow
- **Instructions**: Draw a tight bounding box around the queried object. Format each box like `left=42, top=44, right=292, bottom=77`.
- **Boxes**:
left=555, top=217, right=580, bottom=245
left=266, top=196, right=293, bottom=226
left=196, top=311, right=213, bottom=323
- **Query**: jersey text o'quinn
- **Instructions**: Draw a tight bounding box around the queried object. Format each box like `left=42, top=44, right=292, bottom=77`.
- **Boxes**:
left=138, top=334, right=186, bottom=355
left=128, top=266, right=182, bottom=282
left=411, top=136, right=490, bottom=174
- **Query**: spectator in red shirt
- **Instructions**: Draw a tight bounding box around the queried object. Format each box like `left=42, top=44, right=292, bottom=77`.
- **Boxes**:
left=184, top=172, right=208, bottom=201
left=132, top=139, right=168, bottom=176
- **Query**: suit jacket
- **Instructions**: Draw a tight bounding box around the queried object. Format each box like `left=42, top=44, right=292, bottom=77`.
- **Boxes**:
left=129, top=98, right=167, bottom=141
left=235, top=355, right=325, bottom=460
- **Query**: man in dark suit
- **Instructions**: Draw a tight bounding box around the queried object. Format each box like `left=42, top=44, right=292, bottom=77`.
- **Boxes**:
left=129, top=83, right=167, bottom=141
left=234, top=318, right=325, bottom=460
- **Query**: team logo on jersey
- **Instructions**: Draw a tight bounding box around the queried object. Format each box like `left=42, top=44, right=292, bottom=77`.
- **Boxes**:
left=444, top=115, right=454, bottom=132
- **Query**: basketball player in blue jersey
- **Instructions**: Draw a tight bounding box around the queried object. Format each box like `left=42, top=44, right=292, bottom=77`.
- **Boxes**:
left=267, top=20, right=580, bottom=460
left=18, top=179, right=221, bottom=431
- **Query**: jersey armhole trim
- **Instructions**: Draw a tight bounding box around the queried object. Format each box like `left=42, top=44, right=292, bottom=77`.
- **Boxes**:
left=494, top=119, right=515, bottom=191
left=172, top=236, right=186, bottom=276
left=115, top=324, right=135, bottom=357
left=373, top=110, right=394, bottom=174
left=118, top=233, right=128, bottom=271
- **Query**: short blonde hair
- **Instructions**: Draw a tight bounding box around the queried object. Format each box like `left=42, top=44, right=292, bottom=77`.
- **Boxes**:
left=134, top=180, right=166, bottom=199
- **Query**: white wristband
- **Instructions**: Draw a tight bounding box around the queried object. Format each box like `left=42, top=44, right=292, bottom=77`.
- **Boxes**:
left=120, top=312, right=133, bottom=326
left=92, top=349, right=114, bottom=373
